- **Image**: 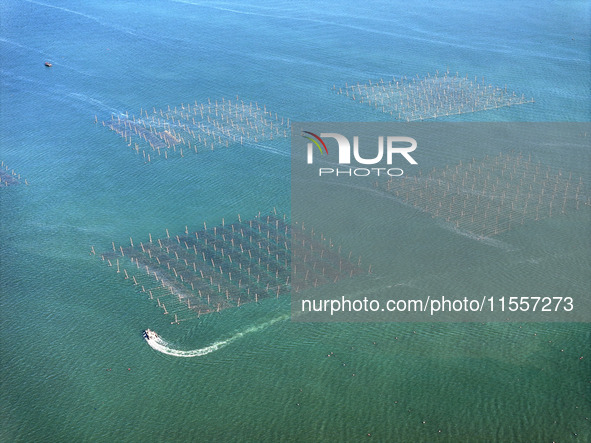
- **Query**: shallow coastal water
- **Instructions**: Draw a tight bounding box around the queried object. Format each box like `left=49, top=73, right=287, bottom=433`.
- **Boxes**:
left=1, top=1, right=589, bottom=441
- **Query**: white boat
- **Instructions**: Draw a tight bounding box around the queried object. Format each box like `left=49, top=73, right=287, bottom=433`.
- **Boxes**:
left=143, top=329, right=158, bottom=340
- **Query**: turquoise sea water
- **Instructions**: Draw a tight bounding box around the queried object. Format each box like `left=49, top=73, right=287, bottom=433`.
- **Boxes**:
left=1, top=0, right=590, bottom=441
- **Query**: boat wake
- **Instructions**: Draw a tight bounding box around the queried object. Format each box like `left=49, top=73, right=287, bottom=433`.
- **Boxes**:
left=247, top=141, right=291, bottom=158
left=433, top=219, right=517, bottom=251
left=144, top=314, right=289, bottom=357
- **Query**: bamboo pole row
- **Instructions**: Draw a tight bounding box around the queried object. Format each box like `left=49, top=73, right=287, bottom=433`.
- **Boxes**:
left=334, top=70, right=535, bottom=121
left=98, top=212, right=367, bottom=319
left=97, top=96, right=290, bottom=162
left=378, top=152, right=590, bottom=237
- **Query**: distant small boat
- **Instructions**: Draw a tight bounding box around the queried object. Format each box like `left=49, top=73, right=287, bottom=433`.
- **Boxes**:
left=44, top=62, right=52, bottom=67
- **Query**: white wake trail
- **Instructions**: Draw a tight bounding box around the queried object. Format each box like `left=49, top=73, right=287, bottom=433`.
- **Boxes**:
left=145, top=314, right=289, bottom=357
